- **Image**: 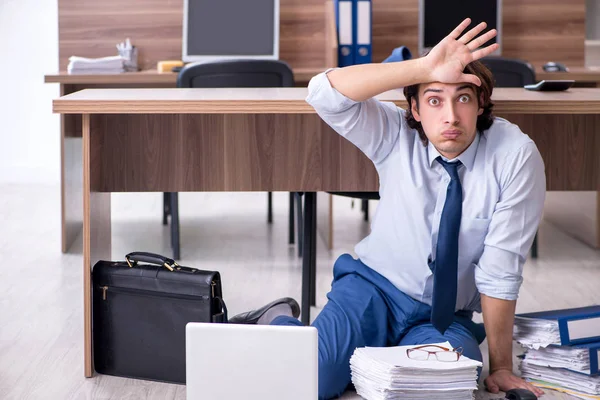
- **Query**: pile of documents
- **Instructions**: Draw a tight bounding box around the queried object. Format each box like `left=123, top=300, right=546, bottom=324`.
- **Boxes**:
left=513, top=315, right=561, bottom=349
left=522, top=345, right=595, bottom=374
left=349, top=341, right=482, bottom=400
left=513, top=307, right=600, bottom=399
left=67, top=38, right=137, bottom=74
left=519, top=355, right=600, bottom=400
left=67, top=55, right=125, bottom=74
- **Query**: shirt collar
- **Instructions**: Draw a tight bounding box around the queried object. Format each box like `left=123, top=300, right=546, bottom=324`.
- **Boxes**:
left=427, top=133, right=480, bottom=171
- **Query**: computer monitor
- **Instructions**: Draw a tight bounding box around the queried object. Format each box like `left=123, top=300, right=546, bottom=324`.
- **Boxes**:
left=182, top=0, right=280, bottom=62
left=418, top=0, right=502, bottom=56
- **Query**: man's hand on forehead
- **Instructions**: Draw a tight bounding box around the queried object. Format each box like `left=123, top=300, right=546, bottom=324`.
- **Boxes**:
left=422, top=18, right=498, bottom=87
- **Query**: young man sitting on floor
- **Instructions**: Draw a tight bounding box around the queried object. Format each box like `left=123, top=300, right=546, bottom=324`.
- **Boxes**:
left=229, top=18, right=546, bottom=399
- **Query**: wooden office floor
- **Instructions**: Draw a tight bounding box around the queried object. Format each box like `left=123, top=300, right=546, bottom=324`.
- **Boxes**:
left=1, top=184, right=598, bottom=400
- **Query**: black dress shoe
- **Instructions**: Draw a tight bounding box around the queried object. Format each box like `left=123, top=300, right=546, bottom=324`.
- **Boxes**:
left=228, top=297, right=300, bottom=324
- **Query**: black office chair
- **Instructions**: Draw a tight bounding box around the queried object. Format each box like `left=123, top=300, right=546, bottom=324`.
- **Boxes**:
left=163, top=60, right=301, bottom=259
left=328, top=192, right=379, bottom=221
left=480, top=56, right=536, bottom=87
left=480, top=56, right=539, bottom=258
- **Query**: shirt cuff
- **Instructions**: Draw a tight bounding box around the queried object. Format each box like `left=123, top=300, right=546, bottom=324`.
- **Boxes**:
left=475, top=272, right=522, bottom=300
left=474, top=257, right=524, bottom=301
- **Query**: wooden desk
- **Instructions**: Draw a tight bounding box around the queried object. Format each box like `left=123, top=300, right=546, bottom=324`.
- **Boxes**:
left=531, top=67, right=600, bottom=248
left=536, top=67, right=600, bottom=87
left=45, top=69, right=324, bottom=253
left=44, top=68, right=323, bottom=86
left=45, top=67, right=600, bottom=87
left=53, top=87, right=600, bottom=377
left=45, top=67, right=600, bottom=253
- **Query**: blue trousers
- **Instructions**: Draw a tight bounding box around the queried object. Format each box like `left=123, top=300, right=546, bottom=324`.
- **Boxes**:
left=272, top=254, right=485, bottom=400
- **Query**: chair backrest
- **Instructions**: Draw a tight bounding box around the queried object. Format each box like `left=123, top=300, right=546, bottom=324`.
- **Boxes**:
left=480, top=57, right=536, bottom=87
left=177, top=60, right=295, bottom=88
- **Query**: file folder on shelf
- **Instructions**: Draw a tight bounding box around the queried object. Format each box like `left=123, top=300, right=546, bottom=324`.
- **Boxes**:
left=335, top=0, right=354, bottom=67
left=354, top=0, right=372, bottom=64
left=517, top=305, right=600, bottom=346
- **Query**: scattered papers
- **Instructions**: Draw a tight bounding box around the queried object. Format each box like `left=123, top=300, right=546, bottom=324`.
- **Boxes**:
left=513, top=316, right=560, bottom=349
left=350, top=341, right=482, bottom=400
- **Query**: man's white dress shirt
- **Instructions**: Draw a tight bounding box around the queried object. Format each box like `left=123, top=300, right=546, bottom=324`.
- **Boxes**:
left=306, top=70, right=546, bottom=312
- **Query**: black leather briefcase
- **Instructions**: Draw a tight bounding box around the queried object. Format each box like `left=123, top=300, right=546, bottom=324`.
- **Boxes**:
left=92, top=252, right=227, bottom=384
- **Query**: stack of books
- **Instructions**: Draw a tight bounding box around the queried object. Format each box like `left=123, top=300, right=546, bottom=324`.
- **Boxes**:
left=349, top=341, right=482, bottom=400
left=514, top=305, right=600, bottom=399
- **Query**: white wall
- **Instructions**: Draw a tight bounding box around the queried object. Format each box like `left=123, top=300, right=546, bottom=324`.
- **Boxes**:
left=0, top=0, right=59, bottom=184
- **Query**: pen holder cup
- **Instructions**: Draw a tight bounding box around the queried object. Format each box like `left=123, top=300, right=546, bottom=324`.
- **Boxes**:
left=119, top=47, right=139, bottom=72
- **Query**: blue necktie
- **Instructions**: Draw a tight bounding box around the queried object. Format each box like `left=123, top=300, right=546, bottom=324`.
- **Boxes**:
left=431, top=157, right=463, bottom=334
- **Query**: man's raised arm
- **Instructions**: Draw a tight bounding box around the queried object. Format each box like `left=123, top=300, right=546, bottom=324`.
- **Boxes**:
left=326, top=18, right=499, bottom=102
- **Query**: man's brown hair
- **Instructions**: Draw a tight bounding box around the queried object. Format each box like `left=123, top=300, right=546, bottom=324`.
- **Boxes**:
left=403, top=60, right=495, bottom=146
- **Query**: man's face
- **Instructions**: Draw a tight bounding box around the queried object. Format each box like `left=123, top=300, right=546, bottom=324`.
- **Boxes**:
left=411, top=82, right=483, bottom=159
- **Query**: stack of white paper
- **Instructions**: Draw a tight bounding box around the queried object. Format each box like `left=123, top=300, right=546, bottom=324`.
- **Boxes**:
left=350, top=341, right=483, bottom=400
left=513, top=316, right=561, bottom=349
left=67, top=55, right=125, bottom=74
left=520, top=360, right=600, bottom=399
left=523, top=346, right=592, bottom=374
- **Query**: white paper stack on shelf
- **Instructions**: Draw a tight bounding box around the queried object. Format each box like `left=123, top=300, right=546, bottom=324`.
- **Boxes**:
left=519, top=360, right=600, bottom=399
left=67, top=55, right=125, bottom=74
left=350, top=341, right=482, bottom=400
left=513, top=316, right=561, bottom=349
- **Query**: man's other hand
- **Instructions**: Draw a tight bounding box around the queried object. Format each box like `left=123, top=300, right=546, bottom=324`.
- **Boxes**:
left=484, top=369, right=544, bottom=397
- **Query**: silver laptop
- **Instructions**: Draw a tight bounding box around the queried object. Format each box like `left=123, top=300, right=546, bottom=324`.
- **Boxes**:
left=185, top=322, right=318, bottom=400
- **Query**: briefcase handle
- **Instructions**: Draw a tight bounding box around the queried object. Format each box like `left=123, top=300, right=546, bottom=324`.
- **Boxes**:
left=125, top=251, right=177, bottom=272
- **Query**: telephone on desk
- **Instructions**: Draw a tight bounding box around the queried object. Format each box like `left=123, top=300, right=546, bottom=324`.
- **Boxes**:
left=542, top=61, right=568, bottom=72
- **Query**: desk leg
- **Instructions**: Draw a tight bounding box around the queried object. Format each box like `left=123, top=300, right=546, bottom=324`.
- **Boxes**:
left=61, top=84, right=83, bottom=253
left=301, top=192, right=317, bottom=325
left=82, top=114, right=111, bottom=377
left=316, top=192, right=333, bottom=250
